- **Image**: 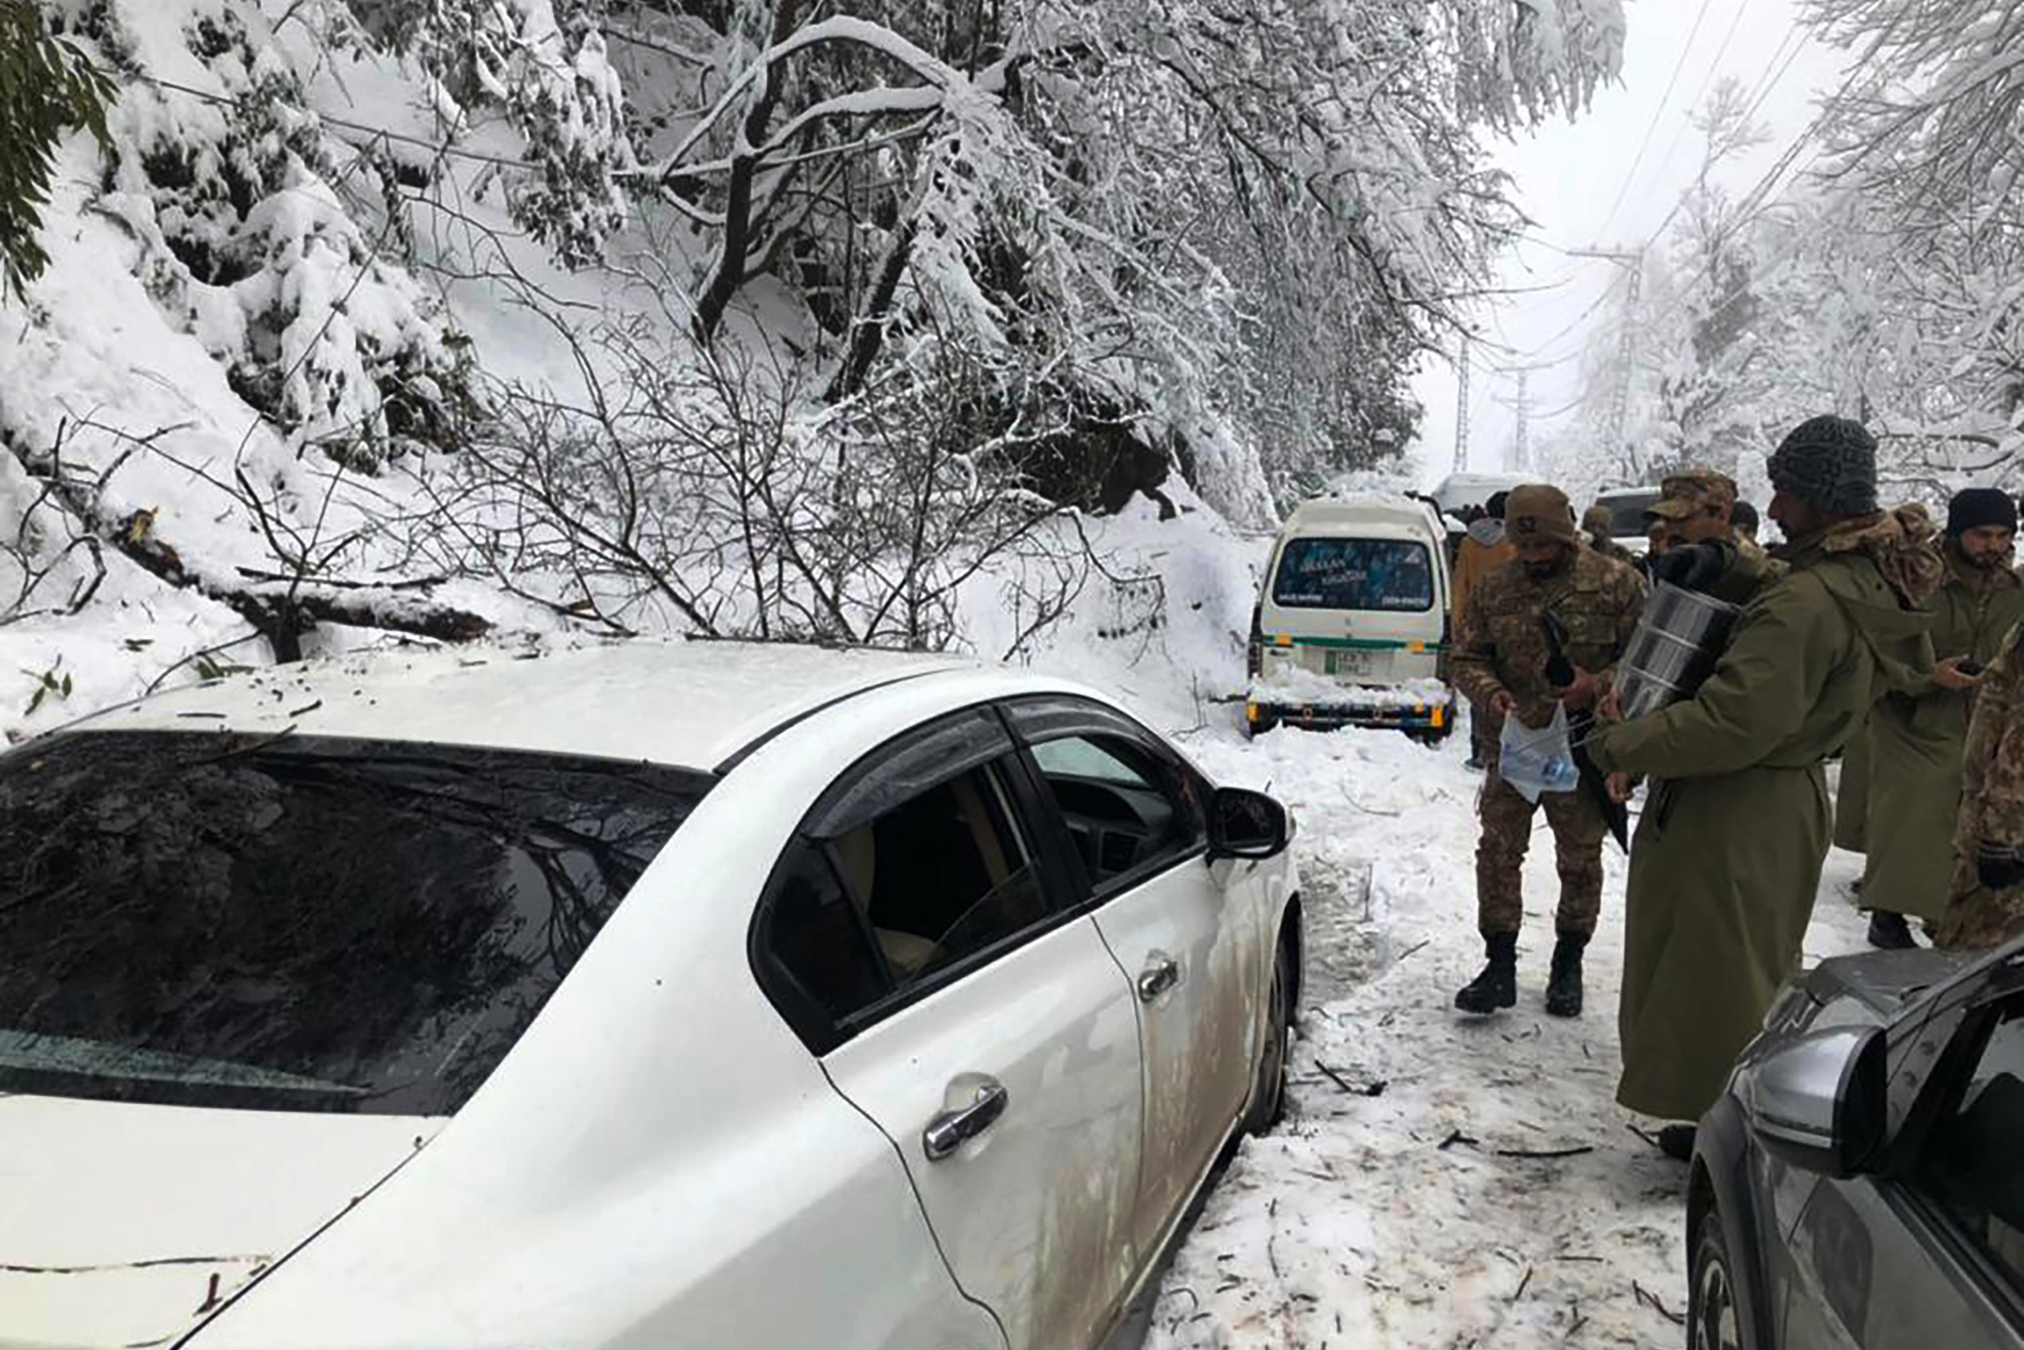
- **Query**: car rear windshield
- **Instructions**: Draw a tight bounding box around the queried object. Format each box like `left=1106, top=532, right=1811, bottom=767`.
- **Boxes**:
left=1601, top=491, right=1661, bottom=537
left=1272, top=537, right=1434, bottom=612
left=0, top=731, right=711, bottom=1116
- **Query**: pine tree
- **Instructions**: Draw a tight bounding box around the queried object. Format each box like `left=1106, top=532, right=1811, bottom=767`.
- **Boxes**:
left=0, top=0, right=115, bottom=296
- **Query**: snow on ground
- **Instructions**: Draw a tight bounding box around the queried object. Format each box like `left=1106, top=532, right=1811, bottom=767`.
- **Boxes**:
left=0, top=293, right=1891, bottom=1349
left=1129, top=710, right=1875, bottom=1350
left=992, top=509, right=1882, bottom=1350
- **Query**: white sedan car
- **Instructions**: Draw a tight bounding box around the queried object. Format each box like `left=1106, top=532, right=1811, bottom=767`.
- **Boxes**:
left=0, top=638, right=1301, bottom=1350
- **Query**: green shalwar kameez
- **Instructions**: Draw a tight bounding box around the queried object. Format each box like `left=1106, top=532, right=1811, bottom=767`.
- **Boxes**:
left=1590, top=527, right=1930, bottom=1122
left=1862, top=550, right=2024, bottom=921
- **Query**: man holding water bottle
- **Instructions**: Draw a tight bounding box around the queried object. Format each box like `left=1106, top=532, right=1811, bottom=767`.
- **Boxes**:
left=1449, top=485, right=1647, bottom=1019
left=1587, top=417, right=1939, bottom=1161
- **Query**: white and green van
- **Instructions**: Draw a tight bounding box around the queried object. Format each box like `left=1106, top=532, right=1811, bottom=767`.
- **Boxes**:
left=1245, top=495, right=1457, bottom=739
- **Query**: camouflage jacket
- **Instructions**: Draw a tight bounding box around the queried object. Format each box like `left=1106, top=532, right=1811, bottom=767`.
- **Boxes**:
left=1450, top=548, right=1648, bottom=729
left=1588, top=534, right=1637, bottom=567
left=1955, top=623, right=2024, bottom=850
left=1943, top=620, right=2024, bottom=948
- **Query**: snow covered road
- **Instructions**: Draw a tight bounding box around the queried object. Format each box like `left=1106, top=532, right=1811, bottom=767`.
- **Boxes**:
left=1147, top=718, right=1873, bottom=1350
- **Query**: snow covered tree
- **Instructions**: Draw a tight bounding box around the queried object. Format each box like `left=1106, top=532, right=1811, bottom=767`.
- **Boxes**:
left=1570, top=80, right=1797, bottom=487
left=1789, top=0, right=2024, bottom=487
left=350, top=0, right=634, bottom=269
left=590, top=0, right=1626, bottom=518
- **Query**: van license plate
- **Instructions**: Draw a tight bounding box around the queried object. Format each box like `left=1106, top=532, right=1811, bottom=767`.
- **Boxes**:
left=1326, top=649, right=1374, bottom=677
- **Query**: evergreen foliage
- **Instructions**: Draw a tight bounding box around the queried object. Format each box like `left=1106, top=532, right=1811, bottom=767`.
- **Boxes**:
left=0, top=0, right=116, bottom=296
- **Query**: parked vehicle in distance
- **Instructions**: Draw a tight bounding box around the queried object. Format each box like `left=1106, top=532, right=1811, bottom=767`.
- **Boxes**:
left=0, top=639, right=1301, bottom=1350
left=1429, top=471, right=1534, bottom=522
left=1688, top=937, right=2024, bottom=1350
left=1246, top=494, right=1457, bottom=740
left=1592, top=485, right=1664, bottom=556
left=1427, top=471, right=1535, bottom=568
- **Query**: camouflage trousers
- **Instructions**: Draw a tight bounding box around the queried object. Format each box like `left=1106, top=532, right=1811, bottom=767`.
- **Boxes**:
left=1935, top=864, right=2024, bottom=951
left=1469, top=708, right=1498, bottom=764
left=1475, top=771, right=1608, bottom=936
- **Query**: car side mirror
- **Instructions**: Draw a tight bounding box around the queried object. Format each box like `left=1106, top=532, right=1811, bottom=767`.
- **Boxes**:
left=1736, top=1024, right=1888, bottom=1179
left=1207, top=787, right=1290, bottom=861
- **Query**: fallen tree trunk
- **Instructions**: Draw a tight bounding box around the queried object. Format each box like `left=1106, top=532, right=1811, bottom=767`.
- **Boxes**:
left=13, top=445, right=493, bottom=663
left=115, top=528, right=493, bottom=663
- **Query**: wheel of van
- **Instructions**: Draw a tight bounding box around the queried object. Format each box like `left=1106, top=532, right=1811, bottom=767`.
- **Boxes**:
left=1243, top=935, right=1293, bottom=1134
left=1688, top=1207, right=1747, bottom=1350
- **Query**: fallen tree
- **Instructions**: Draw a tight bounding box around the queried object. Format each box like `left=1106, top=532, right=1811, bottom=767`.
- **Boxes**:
left=5, top=419, right=492, bottom=663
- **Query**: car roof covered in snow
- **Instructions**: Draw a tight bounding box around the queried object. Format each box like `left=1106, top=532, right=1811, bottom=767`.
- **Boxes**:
left=1281, top=495, right=1441, bottom=538
left=65, top=637, right=974, bottom=771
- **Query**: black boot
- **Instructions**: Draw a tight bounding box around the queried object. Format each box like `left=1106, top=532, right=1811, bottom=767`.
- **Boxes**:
left=1455, top=932, right=1518, bottom=1014
left=1656, top=1124, right=1697, bottom=1162
left=1867, top=910, right=1918, bottom=950
left=1545, top=931, right=1588, bottom=1017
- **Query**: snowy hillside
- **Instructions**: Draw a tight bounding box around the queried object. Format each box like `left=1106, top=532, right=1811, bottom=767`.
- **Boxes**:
left=0, top=0, right=1636, bottom=740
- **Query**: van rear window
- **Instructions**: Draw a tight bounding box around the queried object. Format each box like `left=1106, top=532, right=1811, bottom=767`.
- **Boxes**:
left=1273, top=538, right=1434, bottom=612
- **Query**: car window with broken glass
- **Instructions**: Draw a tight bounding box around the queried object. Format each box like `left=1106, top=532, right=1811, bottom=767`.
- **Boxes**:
left=0, top=731, right=709, bottom=1116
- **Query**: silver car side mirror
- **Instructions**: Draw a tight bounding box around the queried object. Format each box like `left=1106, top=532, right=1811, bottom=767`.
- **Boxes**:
left=1736, top=1024, right=1888, bottom=1179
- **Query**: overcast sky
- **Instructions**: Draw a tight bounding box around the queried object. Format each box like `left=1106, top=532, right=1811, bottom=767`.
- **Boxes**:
left=1409, top=0, right=1853, bottom=488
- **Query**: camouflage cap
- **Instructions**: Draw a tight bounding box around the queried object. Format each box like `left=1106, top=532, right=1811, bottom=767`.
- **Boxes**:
left=1506, top=484, right=1578, bottom=546
left=1581, top=504, right=1613, bottom=533
left=1645, top=467, right=1738, bottom=522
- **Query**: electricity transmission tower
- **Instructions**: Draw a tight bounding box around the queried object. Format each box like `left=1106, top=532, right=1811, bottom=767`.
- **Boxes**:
left=1566, top=247, right=1645, bottom=468
left=1491, top=361, right=1556, bottom=472
left=1453, top=333, right=1472, bottom=473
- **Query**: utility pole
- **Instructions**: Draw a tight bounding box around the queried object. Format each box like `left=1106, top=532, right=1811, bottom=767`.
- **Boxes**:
left=1566, top=246, right=1645, bottom=471
left=1491, top=360, right=1555, bottom=473
left=1453, top=332, right=1471, bottom=473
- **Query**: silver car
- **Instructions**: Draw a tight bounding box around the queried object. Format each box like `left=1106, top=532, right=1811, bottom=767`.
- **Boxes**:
left=1688, top=937, right=2024, bottom=1349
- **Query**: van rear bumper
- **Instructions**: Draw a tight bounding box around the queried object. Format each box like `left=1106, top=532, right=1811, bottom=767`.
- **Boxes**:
left=1246, top=695, right=1456, bottom=736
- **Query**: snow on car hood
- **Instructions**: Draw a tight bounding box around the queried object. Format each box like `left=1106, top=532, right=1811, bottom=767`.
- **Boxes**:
left=0, top=1096, right=440, bottom=1350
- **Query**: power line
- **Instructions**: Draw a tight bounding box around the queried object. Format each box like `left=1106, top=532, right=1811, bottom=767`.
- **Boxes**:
left=1739, top=21, right=1809, bottom=119
left=1511, top=269, right=1629, bottom=361
left=1516, top=33, right=1828, bottom=371
left=1597, top=61, right=1865, bottom=371
left=1593, top=0, right=1718, bottom=240
left=1636, top=1, right=1763, bottom=210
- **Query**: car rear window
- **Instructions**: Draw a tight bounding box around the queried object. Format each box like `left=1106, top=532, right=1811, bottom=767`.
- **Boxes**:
left=1272, top=537, right=1434, bottom=612
left=0, top=731, right=711, bottom=1116
left=1601, top=491, right=1661, bottom=537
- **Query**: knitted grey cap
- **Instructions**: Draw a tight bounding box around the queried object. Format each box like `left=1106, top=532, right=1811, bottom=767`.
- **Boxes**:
left=1768, top=416, right=1878, bottom=516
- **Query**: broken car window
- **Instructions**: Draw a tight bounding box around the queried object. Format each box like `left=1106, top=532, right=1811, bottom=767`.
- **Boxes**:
left=0, top=731, right=711, bottom=1116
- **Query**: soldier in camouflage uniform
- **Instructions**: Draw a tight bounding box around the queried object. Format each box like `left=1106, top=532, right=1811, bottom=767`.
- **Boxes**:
left=1449, top=485, right=1648, bottom=1017
left=1583, top=505, right=1637, bottom=566
left=1938, top=610, right=2024, bottom=951
left=1732, top=499, right=1762, bottom=549
left=1643, top=468, right=1783, bottom=605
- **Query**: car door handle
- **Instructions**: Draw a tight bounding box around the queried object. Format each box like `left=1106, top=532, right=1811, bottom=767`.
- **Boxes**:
left=922, top=1079, right=1010, bottom=1162
left=1138, top=957, right=1181, bottom=1002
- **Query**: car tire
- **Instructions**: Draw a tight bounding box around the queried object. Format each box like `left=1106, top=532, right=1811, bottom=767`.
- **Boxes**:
left=1243, top=933, right=1294, bottom=1134
left=1688, top=1206, right=1748, bottom=1350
